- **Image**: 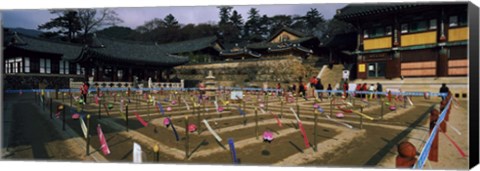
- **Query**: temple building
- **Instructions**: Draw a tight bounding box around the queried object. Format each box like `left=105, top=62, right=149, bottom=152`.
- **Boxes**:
left=335, top=3, right=468, bottom=79
left=220, top=27, right=320, bottom=61
left=2, top=29, right=206, bottom=89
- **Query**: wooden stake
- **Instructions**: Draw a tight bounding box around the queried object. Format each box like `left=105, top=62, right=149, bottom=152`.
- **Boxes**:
left=330, top=97, right=333, bottom=117
left=297, top=104, right=300, bottom=118
left=185, top=116, right=189, bottom=159
left=154, top=144, right=159, bottom=162
left=314, top=108, right=318, bottom=152
left=255, top=107, right=258, bottom=140
left=126, top=105, right=129, bottom=132
left=197, top=105, right=201, bottom=135
left=62, top=106, right=66, bottom=131
left=69, top=89, right=72, bottom=107
left=50, top=98, right=53, bottom=119
left=280, top=99, right=284, bottom=118
left=381, top=99, right=384, bottom=120
left=360, top=115, right=363, bottom=129
left=86, top=114, right=91, bottom=156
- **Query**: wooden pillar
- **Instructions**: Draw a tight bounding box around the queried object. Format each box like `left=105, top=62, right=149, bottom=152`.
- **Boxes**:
left=128, top=68, right=133, bottom=82
left=84, top=65, right=89, bottom=81
left=157, top=70, right=163, bottom=82
left=113, top=67, right=118, bottom=82
left=94, top=66, right=99, bottom=81
left=437, top=48, right=448, bottom=77
left=166, top=68, right=171, bottom=82
left=98, top=67, right=104, bottom=81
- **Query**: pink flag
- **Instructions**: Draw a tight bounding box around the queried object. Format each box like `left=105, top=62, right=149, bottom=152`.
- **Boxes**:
left=298, top=122, right=310, bottom=148
left=55, top=111, right=61, bottom=118
left=95, top=95, right=99, bottom=105
left=97, top=124, right=111, bottom=155
left=270, top=112, right=282, bottom=127
left=134, top=112, right=148, bottom=127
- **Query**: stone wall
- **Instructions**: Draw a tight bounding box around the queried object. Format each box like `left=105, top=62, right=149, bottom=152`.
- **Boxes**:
left=176, top=55, right=326, bottom=88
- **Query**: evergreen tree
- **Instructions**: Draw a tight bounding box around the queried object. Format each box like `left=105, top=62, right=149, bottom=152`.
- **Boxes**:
left=38, top=10, right=81, bottom=42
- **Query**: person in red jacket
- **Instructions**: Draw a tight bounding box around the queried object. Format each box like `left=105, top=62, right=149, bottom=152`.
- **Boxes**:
left=355, top=84, right=362, bottom=98
left=361, top=83, right=368, bottom=99
left=80, top=81, right=89, bottom=104
left=343, top=81, right=349, bottom=98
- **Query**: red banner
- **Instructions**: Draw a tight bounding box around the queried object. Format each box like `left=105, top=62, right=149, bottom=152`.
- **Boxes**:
left=134, top=112, right=149, bottom=127
left=97, top=124, right=111, bottom=155
left=270, top=112, right=282, bottom=127
left=298, top=122, right=310, bottom=148
left=103, top=104, right=110, bottom=116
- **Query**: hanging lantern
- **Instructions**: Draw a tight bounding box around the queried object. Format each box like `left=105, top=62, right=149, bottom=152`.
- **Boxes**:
left=389, top=105, right=396, bottom=111
left=188, top=124, right=197, bottom=132
left=263, top=131, right=274, bottom=143
left=163, top=118, right=171, bottom=127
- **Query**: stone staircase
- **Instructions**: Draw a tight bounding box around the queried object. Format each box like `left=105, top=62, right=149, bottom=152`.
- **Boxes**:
left=317, top=64, right=345, bottom=89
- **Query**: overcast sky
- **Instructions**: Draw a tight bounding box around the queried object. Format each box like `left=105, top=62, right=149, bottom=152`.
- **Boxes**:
left=1, top=4, right=346, bottom=30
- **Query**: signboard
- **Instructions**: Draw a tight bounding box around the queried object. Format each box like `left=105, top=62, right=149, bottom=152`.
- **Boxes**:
left=230, top=91, right=243, bottom=100
left=358, top=64, right=366, bottom=72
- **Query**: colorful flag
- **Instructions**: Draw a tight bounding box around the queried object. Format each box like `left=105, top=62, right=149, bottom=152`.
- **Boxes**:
left=156, top=102, right=165, bottom=116
left=133, top=142, right=142, bottom=163
left=228, top=138, right=238, bottom=164
left=134, top=112, right=148, bottom=127
left=80, top=116, right=88, bottom=138
left=298, top=122, right=310, bottom=148
left=97, top=124, right=111, bottom=155
left=202, top=119, right=222, bottom=142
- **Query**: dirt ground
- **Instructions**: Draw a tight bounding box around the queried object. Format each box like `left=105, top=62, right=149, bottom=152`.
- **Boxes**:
left=2, top=92, right=470, bottom=169
left=2, top=94, right=85, bottom=161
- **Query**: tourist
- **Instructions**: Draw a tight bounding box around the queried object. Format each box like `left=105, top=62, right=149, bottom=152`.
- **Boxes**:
left=439, top=83, right=449, bottom=101
left=315, top=78, right=324, bottom=101
left=368, top=84, right=376, bottom=99
left=361, top=83, right=368, bottom=99
left=80, top=81, right=89, bottom=103
left=292, top=84, right=297, bottom=93
left=377, top=82, right=383, bottom=98
left=355, top=83, right=362, bottom=98
left=327, top=84, right=333, bottom=97
left=343, top=81, right=349, bottom=98
left=309, top=76, right=318, bottom=97
left=299, top=82, right=307, bottom=100
left=276, top=83, right=281, bottom=96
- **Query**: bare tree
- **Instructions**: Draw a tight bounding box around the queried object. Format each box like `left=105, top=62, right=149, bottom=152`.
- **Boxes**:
left=77, top=8, right=123, bottom=42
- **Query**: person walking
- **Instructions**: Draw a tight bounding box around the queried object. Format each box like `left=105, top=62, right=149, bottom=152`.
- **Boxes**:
left=343, top=81, right=349, bottom=99
left=368, top=84, right=376, bottom=99
left=80, top=81, right=89, bottom=104
left=310, top=76, right=318, bottom=97
left=361, top=83, right=368, bottom=99
left=376, top=82, right=383, bottom=99
left=327, top=84, right=332, bottom=97
left=276, top=83, right=282, bottom=96
left=299, top=82, right=307, bottom=100
left=439, top=83, right=449, bottom=101
left=355, top=83, right=362, bottom=98
left=315, top=78, right=324, bottom=101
